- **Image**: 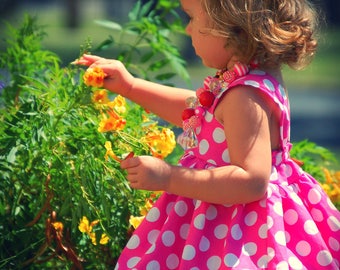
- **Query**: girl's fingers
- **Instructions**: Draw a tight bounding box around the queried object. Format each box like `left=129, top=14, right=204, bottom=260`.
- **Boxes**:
left=71, top=54, right=104, bottom=66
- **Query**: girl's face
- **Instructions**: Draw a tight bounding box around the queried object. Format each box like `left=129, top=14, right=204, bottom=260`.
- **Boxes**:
left=181, top=0, right=235, bottom=69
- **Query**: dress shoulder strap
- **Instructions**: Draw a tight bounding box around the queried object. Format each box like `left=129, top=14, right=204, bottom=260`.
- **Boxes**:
left=211, top=70, right=291, bottom=151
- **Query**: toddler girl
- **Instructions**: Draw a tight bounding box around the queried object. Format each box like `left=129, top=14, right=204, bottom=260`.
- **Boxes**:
left=76, top=0, right=340, bottom=268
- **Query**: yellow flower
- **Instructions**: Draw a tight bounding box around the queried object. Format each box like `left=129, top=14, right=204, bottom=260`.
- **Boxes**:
left=83, top=67, right=105, bottom=88
left=98, top=109, right=126, bottom=133
left=139, top=199, right=153, bottom=216
left=78, top=216, right=91, bottom=234
left=142, top=127, right=176, bottom=159
left=104, top=141, right=121, bottom=162
left=99, top=233, right=109, bottom=245
left=78, top=216, right=109, bottom=245
left=92, top=90, right=110, bottom=105
left=108, top=95, right=126, bottom=114
left=129, top=215, right=145, bottom=229
left=321, top=168, right=340, bottom=209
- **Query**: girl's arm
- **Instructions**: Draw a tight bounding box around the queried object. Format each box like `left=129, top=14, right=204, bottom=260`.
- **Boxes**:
left=121, top=86, right=274, bottom=204
left=75, top=54, right=194, bottom=126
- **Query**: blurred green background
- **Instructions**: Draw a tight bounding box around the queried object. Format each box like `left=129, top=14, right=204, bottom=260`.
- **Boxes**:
left=1, top=0, right=339, bottom=156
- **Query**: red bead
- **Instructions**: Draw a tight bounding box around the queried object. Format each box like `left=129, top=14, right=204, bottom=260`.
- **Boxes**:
left=182, top=108, right=196, bottom=120
left=198, top=91, right=215, bottom=107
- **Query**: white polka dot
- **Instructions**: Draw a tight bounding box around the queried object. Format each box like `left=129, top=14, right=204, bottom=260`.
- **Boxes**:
left=274, top=231, right=286, bottom=246
left=276, top=261, right=289, bottom=269
left=283, top=164, right=293, bottom=177
left=232, top=208, right=238, bottom=219
left=127, top=257, right=141, bottom=268
left=147, top=229, right=160, bottom=244
left=279, top=85, right=287, bottom=99
left=258, top=224, right=268, bottom=239
left=182, top=245, right=196, bottom=260
left=180, top=224, right=190, bottom=239
left=327, top=216, right=340, bottom=232
left=199, top=139, right=209, bottom=155
left=127, top=235, right=140, bottom=249
left=175, top=201, right=188, bottom=217
left=245, top=80, right=260, bottom=88
left=212, top=128, right=225, bottom=143
left=296, top=241, right=311, bottom=256
left=329, top=237, right=340, bottom=251
left=194, top=200, right=201, bottom=209
left=214, top=224, right=228, bottom=239
left=263, top=79, right=275, bottom=92
left=206, top=159, right=217, bottom=167
left=205, top=112, right=213, bottom=122
left=206, top=205, right=218, bottom=220
left=285, top=231, right=291, bottom=243
left=273, top=202, right=283, bottom=216
left=245, top=211, right=258, bottom=226
left=308, top=188, right=322, bottom=204
left=310, top=208, right=324, bottom=222
left=317, top=250, right=333, bottom=266
left=290, top=192, right=303, bottom=205
left=288, top=257, right=303, bottom=270
left=304, top=220, right=319, bottom=235
left=162, top=231, right=175, bottom=247
left=267, top=247, right=275, bottom=260
left=257, top=255, right=269, bottom=268
left=146, top=207, right=160, bottom=222
left=222, top=149, right=230, bottom=163
left=146, top=243, right=155, bottom=254
left=224, top=253, right=240, bottom=267
left=242, top=242, right=257, bottom=256
left=207, top=256, right=221, bottom=270
left=231, top=224, right=243, bottom=240
left=194, top=214, right=206, bottom=230
left=166, top=202, right=175, bottom=215
left=284, top=209, right=298, bottom=225
left=199, top=236, right=210, bottom=252
left=166, top=254, right=179, bottom=269
left=146, top=260, right=160, bottom=270
left=265, top=217, right=273, bottom=230
left=196, top=125, right=202, bottom=135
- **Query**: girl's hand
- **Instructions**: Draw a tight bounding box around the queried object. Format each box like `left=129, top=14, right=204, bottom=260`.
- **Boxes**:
left=73, top=54, right=134, bottom=96
left=120, top=156, right=172, bottom=191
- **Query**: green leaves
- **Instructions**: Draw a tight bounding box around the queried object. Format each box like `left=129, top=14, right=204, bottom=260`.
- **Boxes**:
left=0, top=1, right=189, bottom=267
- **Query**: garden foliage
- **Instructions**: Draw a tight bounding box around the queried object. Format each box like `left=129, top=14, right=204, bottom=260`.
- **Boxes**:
left=0, top=1, right=338, bottom=269
left=0, top=1, right=186, bottom=268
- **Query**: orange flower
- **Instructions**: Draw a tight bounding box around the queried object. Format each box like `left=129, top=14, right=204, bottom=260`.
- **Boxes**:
left=98, top=109, right=126, bottom=133
left=92, top=90, right=110, bottom=105
left=142, top=127, right=176, bottom=159
left=83, top=67, right=105, bottom=88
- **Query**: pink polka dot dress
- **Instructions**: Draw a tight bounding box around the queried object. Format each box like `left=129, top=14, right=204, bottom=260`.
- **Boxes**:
left=115, top=70, right=340, bottom=269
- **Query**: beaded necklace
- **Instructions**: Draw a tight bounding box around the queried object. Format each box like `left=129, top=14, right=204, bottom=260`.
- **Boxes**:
left=177, top=62, right=251, bottom=150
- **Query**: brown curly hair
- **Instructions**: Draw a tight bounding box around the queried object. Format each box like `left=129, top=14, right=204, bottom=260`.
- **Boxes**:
left=201, top=0, right=319, bottom=70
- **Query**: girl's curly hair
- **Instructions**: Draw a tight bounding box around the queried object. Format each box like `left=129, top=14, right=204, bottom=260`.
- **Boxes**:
left=201, top=0, right=319, bottom=70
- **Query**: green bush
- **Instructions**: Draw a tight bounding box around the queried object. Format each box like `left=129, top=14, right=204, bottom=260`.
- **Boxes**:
left=0, top=1, right=187, bottom=268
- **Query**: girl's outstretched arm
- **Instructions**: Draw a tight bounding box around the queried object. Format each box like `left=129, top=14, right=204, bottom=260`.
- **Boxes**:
left=75, top=54, right=194, bottom=126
